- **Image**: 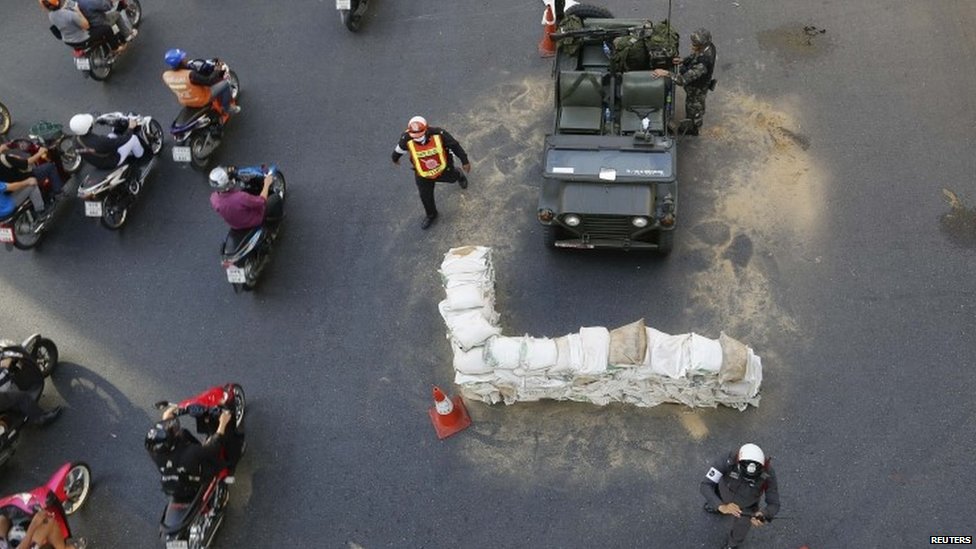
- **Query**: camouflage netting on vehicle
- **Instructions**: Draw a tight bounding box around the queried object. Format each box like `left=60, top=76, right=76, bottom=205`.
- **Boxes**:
left=438, top=246, right=762, bottom=410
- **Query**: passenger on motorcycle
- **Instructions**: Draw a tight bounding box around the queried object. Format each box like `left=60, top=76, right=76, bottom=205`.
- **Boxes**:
left=77, top=0, right=135, bottom=43
left=0, top=142, right=64, bottom=195
left=0, top=343, right=62, bottom=427
left=145, top=408, right=237, bottom=503
left=0, top=177, right=46, bottom=220
left=69, top=113, right=143, bottom=170
left=209, top=166, right=282, bottom=230
left=9, top=493, right=86, bottom=549
left=162, top=49, right=239, bottom=123
left=40, top=0, right=122, bottom=50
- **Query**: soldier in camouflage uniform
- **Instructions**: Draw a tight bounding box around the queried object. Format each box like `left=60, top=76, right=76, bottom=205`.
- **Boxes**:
left=652, top=28, right=716, bottom=135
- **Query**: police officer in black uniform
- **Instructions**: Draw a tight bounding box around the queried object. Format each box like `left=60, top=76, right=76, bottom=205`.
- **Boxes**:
left=700, top=443, right=780, bottom=549
left=652, top=27, right=717, bottom=135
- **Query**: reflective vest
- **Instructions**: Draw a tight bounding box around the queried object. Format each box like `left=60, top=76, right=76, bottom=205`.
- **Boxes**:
left=162, top=69, right=212, bottom=108
left=407, top=135, right=448, bottom=179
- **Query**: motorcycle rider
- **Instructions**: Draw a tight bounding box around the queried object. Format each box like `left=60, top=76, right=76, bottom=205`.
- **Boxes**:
left=161, top=49, right=239, bottom=124
left=145, top=406, right=239, bottom=503
left=0, top=176, right=47, bottom=220
left=40, top=0, right=123, bottom=51
left=69, top=113, right=143, bottom=170
left=0, top=343, right=62, bottom=426
left=209, top=166, right=282, bottom=230
left=0, top=141, right=65, bottom=196
left=15, top=493, right=86, bottom=549
left=77, top=0, right=136, bottom=44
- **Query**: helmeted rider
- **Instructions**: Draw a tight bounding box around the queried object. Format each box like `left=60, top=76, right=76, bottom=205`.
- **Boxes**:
left=0, top=139, right=65, bottom=196
left=652, top=27, right=717, bottom=135
left=208, top=166, right=282, bottom=231
left=69, top=113, right=144, bottom=170
left=701, top=443, right=780, bottom=549
left=39, top=0, right=124, bottom=50
left=0, top=342, right=62, bottom=426
left=77, top=0, right=137, bottom=44
left=145, top=406, right=237, bottom=503
left=161, top=49, right=239, bottom=124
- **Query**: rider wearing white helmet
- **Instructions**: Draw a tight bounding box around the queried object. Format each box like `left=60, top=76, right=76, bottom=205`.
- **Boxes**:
left=701, top=443, right=780, bottom=549
left=70, top=113, right=144, bottom=169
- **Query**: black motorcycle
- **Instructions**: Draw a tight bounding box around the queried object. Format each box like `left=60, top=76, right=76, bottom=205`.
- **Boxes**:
left=55, top=0, right=143, bottom=81
left=76, top=112, right=164, bottom=230
left=0, top=334, right=59, bottom=468
left=169, top=62, right=240, bottom=170
left=219, top=165, right=286, bottom=292
left=337, top=0, right=369, bottom=32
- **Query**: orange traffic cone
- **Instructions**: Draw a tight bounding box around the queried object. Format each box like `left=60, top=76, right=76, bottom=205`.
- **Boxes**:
left=538, top=4, right=557, bottom=58
left=428, top=386, right=471, bottom=439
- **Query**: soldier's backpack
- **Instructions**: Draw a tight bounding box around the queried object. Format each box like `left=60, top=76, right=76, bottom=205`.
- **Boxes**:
left=645, top=19, right=680, bottom=69
left=610, top=32, right=651, bottom=73
left=556, top=14, right=585, bottom=55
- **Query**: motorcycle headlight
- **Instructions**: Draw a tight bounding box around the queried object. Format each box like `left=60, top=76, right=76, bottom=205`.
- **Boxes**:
left=631, top=216, right=649, bottom=228
left=564, top=214, right=581, bottom=227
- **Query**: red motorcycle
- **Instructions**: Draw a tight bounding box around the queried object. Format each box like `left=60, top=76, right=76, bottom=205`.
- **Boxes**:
left=153, top=383, right=245, bottom=549
left=0, top=121, right=82, bottom=250
left=0, top=462, right=92, bottom=546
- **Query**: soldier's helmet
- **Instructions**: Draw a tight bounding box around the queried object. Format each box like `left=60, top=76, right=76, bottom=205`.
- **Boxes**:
left=690, top=28, right=712, bottom=46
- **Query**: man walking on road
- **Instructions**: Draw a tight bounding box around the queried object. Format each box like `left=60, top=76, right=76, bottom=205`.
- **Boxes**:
left=391, top=116, right=470, bottom=230
left=700, top=443, right=780, bottom=548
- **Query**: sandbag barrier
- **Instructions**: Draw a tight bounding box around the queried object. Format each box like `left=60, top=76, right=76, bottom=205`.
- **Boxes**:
left=438, top=246, right=762, bottom=410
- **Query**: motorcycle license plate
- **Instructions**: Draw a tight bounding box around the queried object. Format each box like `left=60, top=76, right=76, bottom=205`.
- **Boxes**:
left=0, top=227, right=13, bottom=243
left=225, top=266, right=246, bottom=284
left=165, top=541, right=188, bottom=549
left=74, top=57, right=91, bottom=71
left=84, top=201, right=103, bottom=217
left=336, top=0, right=351, bottom=8
left=172, top=146, right=192, bottom=163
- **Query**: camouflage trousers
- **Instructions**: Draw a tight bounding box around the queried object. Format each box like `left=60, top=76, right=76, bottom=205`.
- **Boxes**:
left=685, top=86, right=708, bottom=128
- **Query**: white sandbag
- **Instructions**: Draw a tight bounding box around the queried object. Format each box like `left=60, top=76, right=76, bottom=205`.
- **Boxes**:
left=440, top=246, right=492, bottom=277
left=454, top=371, right=496, bottom=385
left=608, top=319, right=647, bottom=366
left=552, top=334, right=583, bottom=374
left=448, top=310, right=502, bottom=351
left=439, top=300, right=498, bottom=327
left=445, top=283, right=490, bottom=311
left=689, top=333, right=723, bottom=374
left=579, top=326, right=610, bottom=376
left=648, top=328, right=689, bottom=379
left=452, top=343, right=492, bottom=375
left=522, top=337, right=558, bottom=371
left=718, top=331, right=749, bottom=383
left=485, top=336, right=523, bottom=369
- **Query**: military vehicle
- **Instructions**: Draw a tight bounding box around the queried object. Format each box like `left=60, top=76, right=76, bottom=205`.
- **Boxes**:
left=538, top=10, right=679, bottom=253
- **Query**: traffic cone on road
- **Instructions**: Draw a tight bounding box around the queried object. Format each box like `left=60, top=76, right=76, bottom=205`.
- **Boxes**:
left=538, top=4, right=557, bottom=58
left=428, top=386, right=471, bottom=439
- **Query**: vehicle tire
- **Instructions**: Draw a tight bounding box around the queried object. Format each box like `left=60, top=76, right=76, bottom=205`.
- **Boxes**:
left=32, top=338, right=59, bottom=378
left=62, top=462, right=93, bottom=515
left=241, top=255, right=259, bottom=291
left=11, top=209, right=41, bottom=250
left=0, top=102, right=10, bottom=135
left=145, top=119, right=164, bottom=155
left=227, top=70, right=240, bottom=102
left=100, top=194, right=128, bottom=230
left=565, top=4, right=614, bottom=19
left=340, top=9, right=361, bottom=32
left=271, top=172, right=286, bottom=203
left=87, top=48, right=112, bottom=81
left=59, top=138, right=82, bottom=173
left=125, top=0, right=142, bottom=28
left=544, top=224, right=561, bottom=249
left=189, top=134, right=213, bottom=170
left=230, top=383, right=246, bottom=429
left=657, top=230, right=674, bottom=255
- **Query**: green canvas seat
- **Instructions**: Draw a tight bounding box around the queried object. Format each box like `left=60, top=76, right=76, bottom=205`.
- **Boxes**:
left=558, top=71, right=604, bottom=134
left=620, top=71, right=666, bottom=134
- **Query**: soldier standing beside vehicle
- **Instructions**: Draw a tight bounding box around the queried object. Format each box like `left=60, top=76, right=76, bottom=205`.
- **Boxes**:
left=700, top=443, right=780, bottom=549
left=652, top=27, right=716, bottom=136
left=391, top=116, right=471, bottom=230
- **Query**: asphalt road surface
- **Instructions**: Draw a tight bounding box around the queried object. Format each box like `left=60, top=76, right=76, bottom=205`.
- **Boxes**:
left=1, top=1, right=975, bottom=547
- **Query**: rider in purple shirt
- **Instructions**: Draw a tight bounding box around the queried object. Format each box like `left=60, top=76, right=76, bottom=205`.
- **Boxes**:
left=208, top=166, right=277, bottom=230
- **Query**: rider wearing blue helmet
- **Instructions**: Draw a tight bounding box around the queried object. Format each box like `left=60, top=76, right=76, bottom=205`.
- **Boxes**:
left=161, top=49, right=239, bottom=122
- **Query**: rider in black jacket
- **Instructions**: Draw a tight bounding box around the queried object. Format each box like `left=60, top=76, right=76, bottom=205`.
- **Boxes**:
left=69, top=113, right=143, bottom=170
left=146, top=407, right=234, bottom=502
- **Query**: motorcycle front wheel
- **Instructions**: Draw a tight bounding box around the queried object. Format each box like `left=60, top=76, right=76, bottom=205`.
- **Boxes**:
left=62, top=462, right=92, bottom=515
left=231, top=383, right=246, bottom=428
left=145, top=119, right=164, bottom=155
left=0, top=102, right=10, bottom=134
left=59, top=137, right=82, bottom=173
left=125, top=0, right=143, bottom=27
left=11, top=209, right=41, bottom=250
left=32, top=338, right=59, bottom=378
left=100, top=194, right=128, bottom=230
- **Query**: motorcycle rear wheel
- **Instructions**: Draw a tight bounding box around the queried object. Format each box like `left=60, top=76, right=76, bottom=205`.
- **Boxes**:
left=0, top=102, right=10, bottom=135
left=32, top=338, right=59, bottom=378
left=62, top=462, right=92, bottom=515
left=87, top=48, right=112, bottom=81
left=11, top=209, right=41, bottom=250
left=340, top=10, right=361, bottom=32
left=100, top=194, right=128, bottom=230
left=190, top=134, right=215, bottom=170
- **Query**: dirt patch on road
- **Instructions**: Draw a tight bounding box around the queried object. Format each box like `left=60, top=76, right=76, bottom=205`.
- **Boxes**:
left=940, top=188, right=976, bottom=247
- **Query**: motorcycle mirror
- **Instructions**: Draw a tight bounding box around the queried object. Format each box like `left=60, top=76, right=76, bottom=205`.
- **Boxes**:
left=153, top=400, right=171, bottom=410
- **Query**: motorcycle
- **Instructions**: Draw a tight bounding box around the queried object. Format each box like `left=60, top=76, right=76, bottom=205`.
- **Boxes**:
left=0, top=334, right=60, bottom=468
left=154, top=383, right=246, bottom=549
left=0, top=461, right=92, bottom=546
left=0, top=101, right=10, bottom=134
left=76, top=112, right=164, bottom=230
left=0, top=122, right=83, bottom=250
left=219, top=165, right=286, bottom=292
left=337, top=0, right=369, bottom=32
left=169, top=62, right=240, bottom=170
left=63, top=0, right=143, bottom=81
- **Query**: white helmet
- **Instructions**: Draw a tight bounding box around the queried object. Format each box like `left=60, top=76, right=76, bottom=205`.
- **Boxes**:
left=8, top=524, right=26, bottom=544
left=738, top=443, right=765, bottom=480
left=209, top=166, right=232, bottom=191
left=69, top=113, right=94, bottom=136
left=407, top=115, right=428, bottom=140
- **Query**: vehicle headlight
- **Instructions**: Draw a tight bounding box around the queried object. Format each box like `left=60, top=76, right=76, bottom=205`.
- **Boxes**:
left=631, top=216, right=649, bottom=228
left=564, top=214, right=581, bottom=227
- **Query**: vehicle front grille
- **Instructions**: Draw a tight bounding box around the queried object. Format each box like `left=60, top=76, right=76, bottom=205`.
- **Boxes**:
left=576, top=215, right=634, bottom=239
